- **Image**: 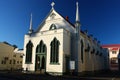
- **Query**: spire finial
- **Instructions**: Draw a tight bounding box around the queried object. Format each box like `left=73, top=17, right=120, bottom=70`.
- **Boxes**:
left=76, top=1, right=80, bottom=22
left=51, top=2, right=55, bottom=10
left=29, top=13, right=33, bottom=34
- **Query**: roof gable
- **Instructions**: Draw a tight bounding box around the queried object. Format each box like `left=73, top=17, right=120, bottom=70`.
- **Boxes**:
left=102, top=44, right=120, bottom=48
left=36, top=9, right=75, bottom=33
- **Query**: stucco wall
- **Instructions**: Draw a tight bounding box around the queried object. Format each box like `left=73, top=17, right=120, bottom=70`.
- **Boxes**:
left=0, top=42, right=23, bottom=70
left=23, top=29, right=71, bottom=74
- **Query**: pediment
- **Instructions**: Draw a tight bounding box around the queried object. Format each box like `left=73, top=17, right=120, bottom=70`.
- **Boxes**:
left=36, top=9, right=75, bottom=33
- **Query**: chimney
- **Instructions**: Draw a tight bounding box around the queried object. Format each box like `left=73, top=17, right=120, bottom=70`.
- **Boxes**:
left=66, top=16, right=69, bottom=21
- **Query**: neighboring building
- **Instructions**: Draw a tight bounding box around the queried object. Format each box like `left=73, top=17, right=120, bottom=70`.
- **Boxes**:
left=0, top=42, right=23, bottom=70
left=23, top=2, right=109, bottom=75
left=102, top=44, right=120, bottom=70
left=13, top=48, right=24, bottom=70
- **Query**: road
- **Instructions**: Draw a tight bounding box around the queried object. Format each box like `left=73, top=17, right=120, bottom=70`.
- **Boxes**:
left=0, top=76, right=119, bottom=80
left=0, top=78, right=15, bottom=80
left=0, top=70, right=120, bottom=80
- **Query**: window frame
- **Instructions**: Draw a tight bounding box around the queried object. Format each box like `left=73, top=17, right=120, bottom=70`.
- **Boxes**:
left=49, top=24, right=57, bottom=30
left=50, top=37, right=60, bottom=64
left=25, top=41, right=33, bottom=64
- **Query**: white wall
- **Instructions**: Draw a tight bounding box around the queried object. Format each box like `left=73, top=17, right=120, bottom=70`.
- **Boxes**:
left=23, top=29, right=71, bottom=74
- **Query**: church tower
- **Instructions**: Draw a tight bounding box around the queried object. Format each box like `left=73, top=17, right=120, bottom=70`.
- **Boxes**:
left=75, top=2, right=81, bottom=73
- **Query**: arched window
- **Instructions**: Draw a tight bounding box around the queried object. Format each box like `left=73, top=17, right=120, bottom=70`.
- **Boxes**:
left=36, top=40, right=46, bottom=53
left=49, top=24, right=57, bottom=30
left=81, top=40, right=84, bottom=63
left=50, top=37, right=60, bottom=64
left=96, top=51, right=99, bottom=55
left=25, top=41, right=33, bottom=63
left=91, top=47, right=95, bottom=54
left=85, top=44, right=90, bottom=52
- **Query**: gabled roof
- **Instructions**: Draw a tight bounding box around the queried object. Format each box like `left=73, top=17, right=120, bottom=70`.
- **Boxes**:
left=110, top=48, right=119, bottom=51
left=102, top=44, right=120, bottom=48
left=0, top=41, right=17, bottom=48
left=36, top=9, right=75, bottom=32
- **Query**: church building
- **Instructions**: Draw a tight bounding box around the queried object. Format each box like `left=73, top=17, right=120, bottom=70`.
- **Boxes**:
left=22, top=2, right=109, bottom=75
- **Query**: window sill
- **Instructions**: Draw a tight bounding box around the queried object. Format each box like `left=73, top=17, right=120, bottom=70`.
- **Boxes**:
left=25, top=62, right=33, bottom=64
left=50, top=63, right=60, bottom=65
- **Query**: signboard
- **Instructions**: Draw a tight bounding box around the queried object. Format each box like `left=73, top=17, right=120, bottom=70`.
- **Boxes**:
left=70, top=61, right=75, bottom=70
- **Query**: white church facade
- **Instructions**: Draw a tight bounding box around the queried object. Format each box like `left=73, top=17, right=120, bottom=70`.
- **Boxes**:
left=22, top=2, right=109, bottom=75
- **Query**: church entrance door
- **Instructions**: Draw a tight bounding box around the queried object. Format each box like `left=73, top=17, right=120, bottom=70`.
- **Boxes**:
left=35, top=54, right=46, bottom=72
left=35, top=41, right=47, bottom=73
left=35, top=55, right=40, bottom=70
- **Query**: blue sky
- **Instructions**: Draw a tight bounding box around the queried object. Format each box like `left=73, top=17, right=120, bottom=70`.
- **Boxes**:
left=0, top=0, right=120, bottom=48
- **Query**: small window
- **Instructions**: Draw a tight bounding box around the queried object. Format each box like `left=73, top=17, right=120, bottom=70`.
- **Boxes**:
left=112, top=51, right=116, bottom=54
left=20, top=61, right=22, bottom=64
left=13, top=60, right=16, bottom=64
left=4, top=61, right=6, bottom=64
left=1, top=60, right=4, bottom=64
left=17, top=61, right=19, bottom=64
left=1, top=60, right=6, bottom=64
left=49, top=24, right=57, bottom=30
left=20, top=55, right=23, bottom=58
left=9, top=60, right=12, bottom=64
left=13, top=55, right=16, bottom=57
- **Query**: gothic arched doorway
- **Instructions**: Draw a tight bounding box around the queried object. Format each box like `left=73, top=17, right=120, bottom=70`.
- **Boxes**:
left=35, top=40, right=47, bottom=72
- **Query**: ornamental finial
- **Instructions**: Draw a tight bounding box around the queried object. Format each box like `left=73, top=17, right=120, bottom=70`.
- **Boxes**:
left=51, top=2, right=55, bottom=9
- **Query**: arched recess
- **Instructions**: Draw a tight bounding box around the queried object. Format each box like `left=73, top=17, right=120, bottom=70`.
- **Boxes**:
left=81, top=40, right=84, bottom=63
left=25, top=40, right=33, bottom=63
left=35, top=40, right=47, bottom=71
left=50, top=37, right=60, bottom=64
left=49, top=24, right=57, bottom=30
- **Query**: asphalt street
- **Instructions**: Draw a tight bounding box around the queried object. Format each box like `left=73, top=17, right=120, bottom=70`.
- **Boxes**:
left=0, top=70, right=120, bottom=80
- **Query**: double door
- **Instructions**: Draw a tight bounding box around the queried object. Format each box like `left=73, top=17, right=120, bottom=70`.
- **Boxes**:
left=35, top=54, right=46, bottom=71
